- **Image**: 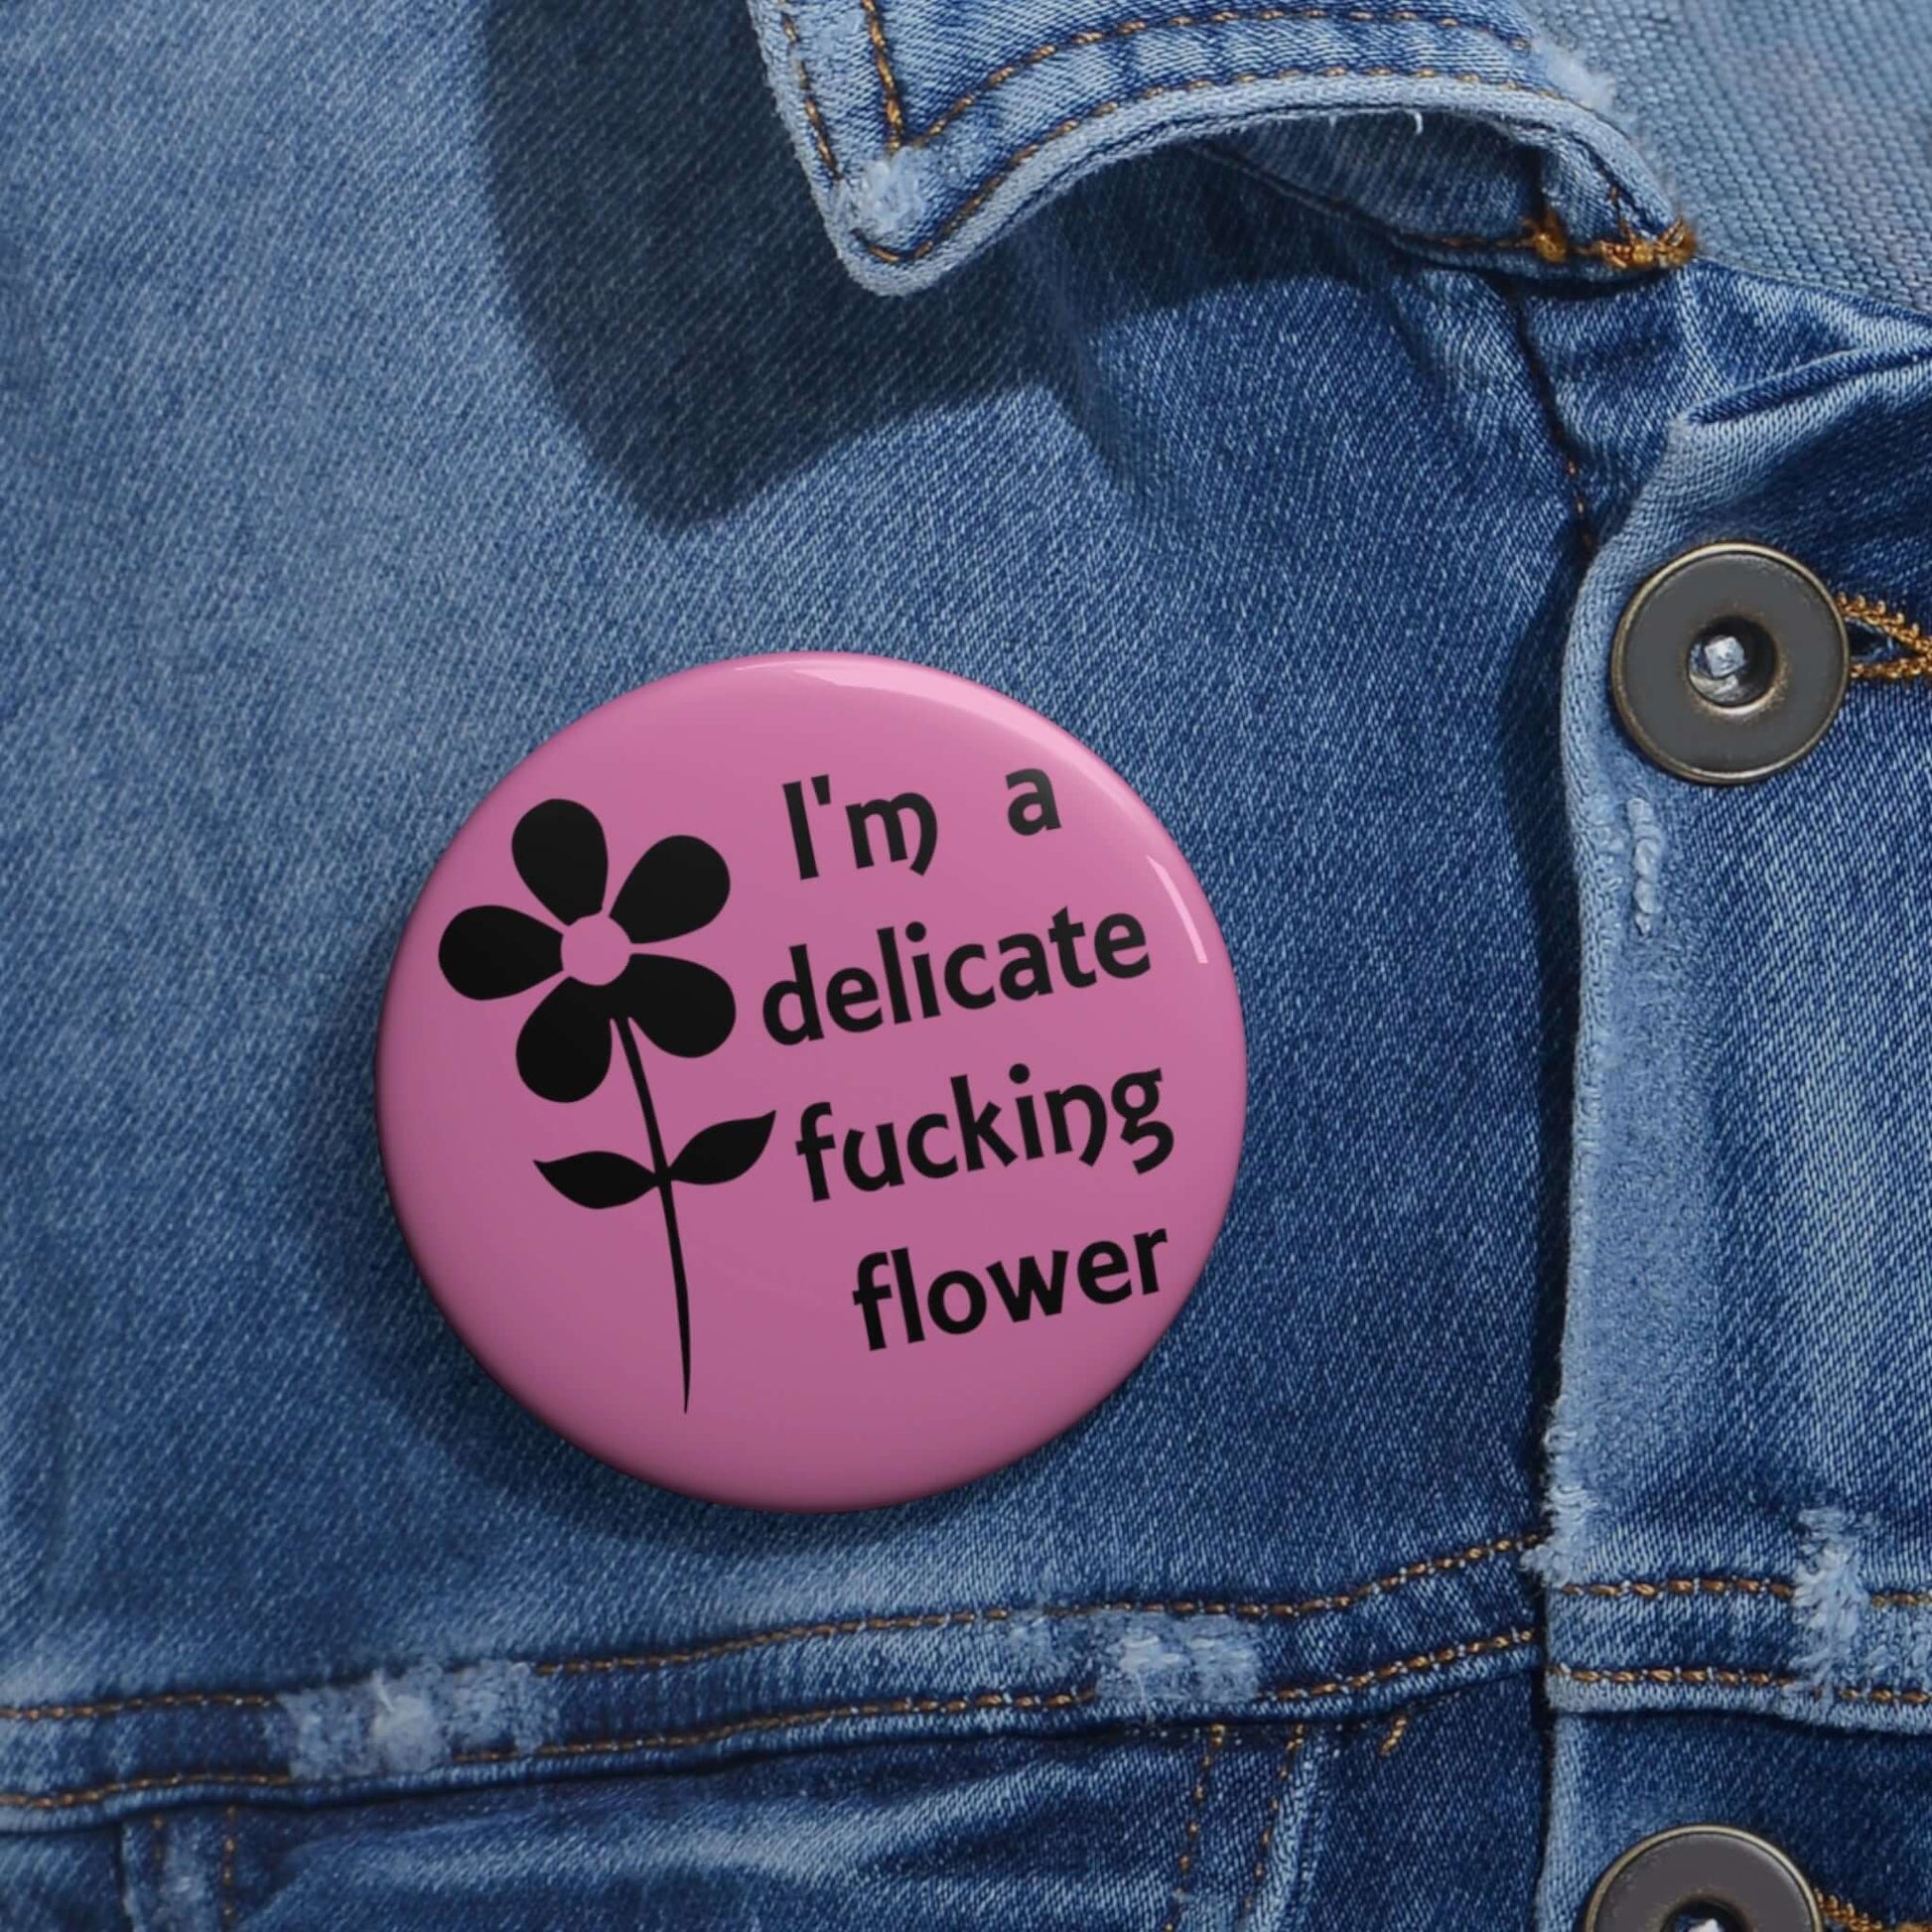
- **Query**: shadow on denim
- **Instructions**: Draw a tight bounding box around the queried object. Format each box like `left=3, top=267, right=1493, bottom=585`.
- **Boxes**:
left=481, top=0, right=1307, bottom=524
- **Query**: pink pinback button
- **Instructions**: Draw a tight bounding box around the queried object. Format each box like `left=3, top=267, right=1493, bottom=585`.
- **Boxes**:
left=377, top=654, right=1245, bottom=1510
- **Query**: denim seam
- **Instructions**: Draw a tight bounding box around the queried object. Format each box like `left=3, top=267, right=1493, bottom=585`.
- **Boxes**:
left=797, top=6, right=1539, bottom=180
left=1549, top=1661, right=1932, bottom=1705
left=1234, top=1724, right=1308, bottom=1924
left=1158, top=1722, right=1228, bottom=1932
left=1817, top=1893, right=1885, bottom=1932
left=445, top=1683, right=1101, bottom=1765
left=217, top=1804, right=238, bottom=1929
left=779, top=10, right=839, bottom=177
left=1840, top=592, right=1932, bottom=681
left=1558, top=1575, right=1932, bottom=1608
left=781, top=3, right=1686, bottom=266
left=0, top=1531, right=1531, bottom=1726
left=1559, top=1576, right=1796, bottom=1601
left=1816, top=1889, right=1930, bottom=1932
left=1497, top=277, right=1598, bottom=562
left=1420, top=206, right=1693, bottom=275
left=1196, top=139, right=1692, bottom=280
left=0, top=1629, right=1538, bottom=1814
left=883, top=8, right=1535, bottom=155
left=0, top=1770, right=299, bottom=1816
left=860, top=0, right=906, bottom=144
left=1260, top=1628, right=1537, bottom=1704
left=855, top=68, right=1609, bottom=267
left=0, top=1690, right=279, bottom=1724
left=533, top=1532, right=1540, bottom=1683
left=0, top=1690, right=1096, bottom=1814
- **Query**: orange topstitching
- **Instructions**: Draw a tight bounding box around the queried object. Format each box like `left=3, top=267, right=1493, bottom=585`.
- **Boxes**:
left=782, top=3, right=1691, bottom=270
left=0, top=1533, right=1536, bottom=1725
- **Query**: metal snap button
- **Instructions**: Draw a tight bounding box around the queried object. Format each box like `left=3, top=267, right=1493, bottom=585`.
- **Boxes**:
left=1583, top=1825, right=1822, bottom=1932
left=1610, top=542, right=1848, bottom=783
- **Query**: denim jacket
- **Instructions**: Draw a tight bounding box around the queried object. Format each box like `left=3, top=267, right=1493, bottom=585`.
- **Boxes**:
left=7, top=1, right=1932, bottom=1926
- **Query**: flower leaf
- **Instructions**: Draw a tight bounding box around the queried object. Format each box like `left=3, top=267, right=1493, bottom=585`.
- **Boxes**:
left=535, top=1152, right=657, bottom=1208
left=668, top=1112, right=776, bottom=1186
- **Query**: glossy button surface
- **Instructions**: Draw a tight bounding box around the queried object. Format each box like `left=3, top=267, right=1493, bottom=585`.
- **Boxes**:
left=377, top=654, right=1246, bottom=1510
left=1584, top=1825, right=1823, bottom=1932
left=1610, top=542, right=1848, bottom=784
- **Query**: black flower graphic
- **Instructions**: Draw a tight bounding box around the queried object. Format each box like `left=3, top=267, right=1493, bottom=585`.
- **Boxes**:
left=439, top=798, right=735, bottom=1102
left=439, top=799, right=773, bottom=1409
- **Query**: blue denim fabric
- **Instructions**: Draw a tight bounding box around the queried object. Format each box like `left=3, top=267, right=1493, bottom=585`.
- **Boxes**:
left=6, top=0, right=1932, bottom=1925
left=1531, top=2, right=1932, bottom=313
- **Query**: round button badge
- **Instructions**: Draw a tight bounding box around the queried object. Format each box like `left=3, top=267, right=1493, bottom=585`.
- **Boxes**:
left=377, top=654, right=1246, bottom=1510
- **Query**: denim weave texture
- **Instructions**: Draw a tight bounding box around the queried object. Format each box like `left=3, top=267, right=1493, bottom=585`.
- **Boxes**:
left=6, top=0, right=1932, bottom=1925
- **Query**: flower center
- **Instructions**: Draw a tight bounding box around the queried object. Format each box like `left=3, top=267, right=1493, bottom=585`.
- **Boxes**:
left=560, top=914, right=633, bottom=987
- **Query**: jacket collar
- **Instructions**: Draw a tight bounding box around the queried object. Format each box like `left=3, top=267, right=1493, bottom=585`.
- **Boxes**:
left=748, top=0, right=1684, bottom=294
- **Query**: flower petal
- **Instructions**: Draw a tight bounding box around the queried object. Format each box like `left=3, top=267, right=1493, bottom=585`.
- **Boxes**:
left=611, top=836, right=730, bottom=943
left=515, top=978, right=614, bottom=1102
left=613, top=951, right=736, bottom=1058
left=512, top=799, right=609, bottom=924
left=439, top=906, right=562, bottom=1000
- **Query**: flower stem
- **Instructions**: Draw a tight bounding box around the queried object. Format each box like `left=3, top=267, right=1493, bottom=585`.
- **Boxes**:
left=615, top=1017, right=692, bottom=1411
